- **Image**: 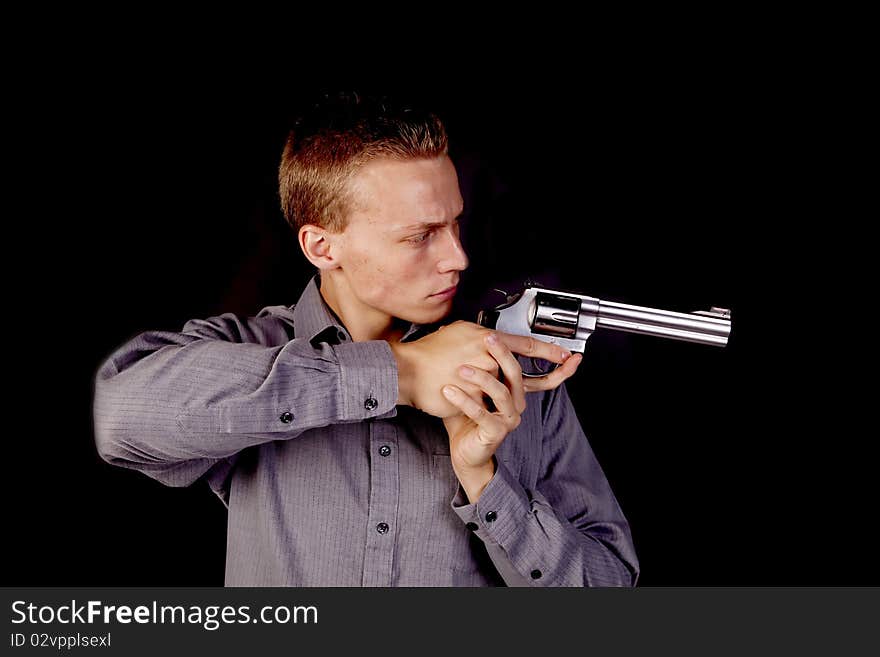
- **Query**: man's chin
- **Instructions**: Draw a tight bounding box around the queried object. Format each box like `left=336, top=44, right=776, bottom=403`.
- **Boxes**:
left=404, top=304, right=453, bottom=326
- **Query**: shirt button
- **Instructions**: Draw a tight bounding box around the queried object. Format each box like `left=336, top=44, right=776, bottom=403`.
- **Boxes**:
left=279, top=412, right=294, bottom=424
left=530, top=569, right=543, bottom=580
left=376, top=522, right=389, bottom=534
left=465, top=522, right=478, bottom=531
left=485, top=511, right=498, bottom=523
left=337, top=330, right=347, bottom=342
left=364, top=397, right=378, bottom=411
left=379, top=445, right=391, bottom=457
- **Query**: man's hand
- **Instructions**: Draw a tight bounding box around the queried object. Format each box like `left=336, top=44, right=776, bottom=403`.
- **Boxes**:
left=500, top=333, right=583, bottom=395
left=390, top=321, right=581, bottom=418
left=440, top=332, right=529, bottom=502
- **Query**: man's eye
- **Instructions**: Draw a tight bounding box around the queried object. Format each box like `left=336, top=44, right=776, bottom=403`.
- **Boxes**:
left=407, top=232, right=430, bottom=244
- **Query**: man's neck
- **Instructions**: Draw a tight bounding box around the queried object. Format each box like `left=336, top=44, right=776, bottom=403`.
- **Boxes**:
left=318, top=274, right=408, bottom=343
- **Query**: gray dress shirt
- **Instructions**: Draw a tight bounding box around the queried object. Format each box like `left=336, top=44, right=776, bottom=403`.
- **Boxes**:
left=93, top=276, right=639, bottom=586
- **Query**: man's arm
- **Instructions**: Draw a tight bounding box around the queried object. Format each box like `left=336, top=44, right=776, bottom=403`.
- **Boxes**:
left=93, top=311, right=574, bottom=491
left=448, top=381, right=639, bottom=587
left=92, top=309, right=398, bottom=488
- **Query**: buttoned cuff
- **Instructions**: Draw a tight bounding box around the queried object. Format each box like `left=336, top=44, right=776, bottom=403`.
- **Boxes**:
left=335, top=340, right=399, bottom=421
left=450, top=460, right=531, bottom=547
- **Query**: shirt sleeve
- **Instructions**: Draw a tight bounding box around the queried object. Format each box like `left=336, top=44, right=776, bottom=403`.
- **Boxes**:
left=92, top=310, right=398, bottom=489
left=450, top=383, right=639, bottom=587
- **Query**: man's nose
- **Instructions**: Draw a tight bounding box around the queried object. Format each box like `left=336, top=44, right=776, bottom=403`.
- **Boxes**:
left=437, top=228, right=469, bottom=272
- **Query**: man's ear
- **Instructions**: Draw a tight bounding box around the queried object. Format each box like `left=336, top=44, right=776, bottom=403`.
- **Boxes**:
left=299, top=224, right=342, bottom=270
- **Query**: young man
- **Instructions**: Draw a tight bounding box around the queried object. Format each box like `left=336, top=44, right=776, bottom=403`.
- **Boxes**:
left=93, top=92, right=638, bottom=586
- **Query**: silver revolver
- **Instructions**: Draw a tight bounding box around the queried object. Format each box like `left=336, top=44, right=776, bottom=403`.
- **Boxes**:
left=477, top=283, right=732, bottom=377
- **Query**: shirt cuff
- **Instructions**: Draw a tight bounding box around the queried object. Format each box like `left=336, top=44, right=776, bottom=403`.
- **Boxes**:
left=450, top=459, right=531, bottom=547
left=334, top=340, right=399, bottom=421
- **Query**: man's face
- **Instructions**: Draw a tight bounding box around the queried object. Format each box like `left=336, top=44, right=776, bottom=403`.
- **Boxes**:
left=332, top=155, right=468, bottom=326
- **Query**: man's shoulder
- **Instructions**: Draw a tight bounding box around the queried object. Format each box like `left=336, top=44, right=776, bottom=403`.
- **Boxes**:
left=256, top=303, right=297, bottom=323
left=181, top=304, right=297, bottom=347
left=247, top=304, right=298, bottom=345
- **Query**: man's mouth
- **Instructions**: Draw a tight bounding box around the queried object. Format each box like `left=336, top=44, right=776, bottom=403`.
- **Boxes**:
left=430, top=285, right=457, bottom=298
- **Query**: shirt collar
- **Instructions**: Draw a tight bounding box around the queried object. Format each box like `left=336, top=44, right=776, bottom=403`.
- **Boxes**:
left=292, top=274, right=429, bottom=345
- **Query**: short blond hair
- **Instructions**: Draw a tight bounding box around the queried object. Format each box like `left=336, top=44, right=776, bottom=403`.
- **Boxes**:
left=279, top=91, right=448, bottom=234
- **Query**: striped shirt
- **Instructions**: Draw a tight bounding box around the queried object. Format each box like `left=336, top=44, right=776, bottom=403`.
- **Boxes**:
left=93, top=276, right=638, bottom=586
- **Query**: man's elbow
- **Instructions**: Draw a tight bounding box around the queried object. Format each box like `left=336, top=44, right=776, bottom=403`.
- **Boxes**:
left=93, top=407, right=137, bottom=468
left=93, top=413, right=209, bottom=489
left=92, top=380, right=160, bottom=470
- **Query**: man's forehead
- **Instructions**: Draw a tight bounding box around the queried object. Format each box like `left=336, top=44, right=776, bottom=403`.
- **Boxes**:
left=347, top=196, right=464, bottom=231
left=343, top=156, right=462, bottom=229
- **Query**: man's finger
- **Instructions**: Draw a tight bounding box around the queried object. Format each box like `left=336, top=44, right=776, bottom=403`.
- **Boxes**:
left=495, top=332, right=571, bottom=365
left=523, top=353, right=583, bottom=393
left=459, top=365, right=515, bottom=417
left=485, top=334, right=526, bottom=415
left=442, top=385, right=506, bottom=445
left=459, top=362, right=520, bottom=431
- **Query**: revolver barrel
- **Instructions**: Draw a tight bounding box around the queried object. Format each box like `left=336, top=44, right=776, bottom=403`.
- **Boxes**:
left=595, top=299, right=731, bottom=346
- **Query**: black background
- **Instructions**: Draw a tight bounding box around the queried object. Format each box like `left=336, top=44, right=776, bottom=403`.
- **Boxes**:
left=7, top=41, right=871, bottom=586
